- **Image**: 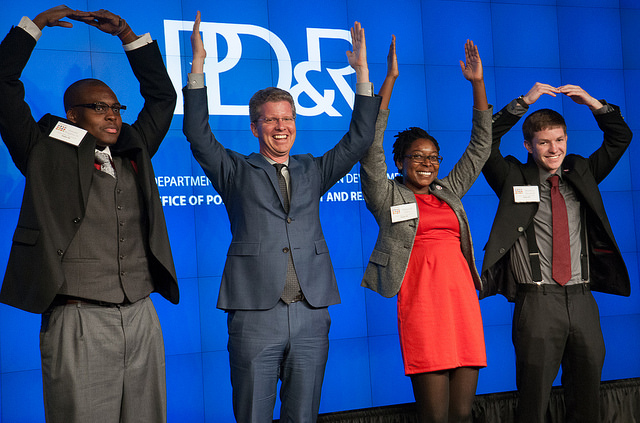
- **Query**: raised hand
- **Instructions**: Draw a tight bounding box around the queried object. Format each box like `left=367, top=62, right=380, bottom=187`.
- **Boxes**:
left=522, top=82, right=560, bottom=105
left=191, top=11, right=207, bottom=73
left=32, top=5, right=89, bottom=31
left=379, top=35, right=398, bottom=110
left=386, top=35, right=398, bottom=80
left=558, top=84, right=602, bottom=110
left=459, top=39, right=482, bottom=83
left=77, top=9, right=138, bottom=44
left=346, top=21, right=369, bottom=83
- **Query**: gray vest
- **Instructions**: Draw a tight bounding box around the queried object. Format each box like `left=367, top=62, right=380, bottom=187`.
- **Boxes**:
left=59, top=156, right=154, bottom=303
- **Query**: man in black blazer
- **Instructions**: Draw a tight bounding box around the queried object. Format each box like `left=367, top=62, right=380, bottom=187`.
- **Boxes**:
left=481, top=82, right=632, bottom=422
left=0, top=5, right=178, bottom=422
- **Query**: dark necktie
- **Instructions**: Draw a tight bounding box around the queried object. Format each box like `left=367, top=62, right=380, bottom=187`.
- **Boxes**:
left=274, top=163, right=303, bottom=303
left=547, top=175, right=571, bottom=285
left=274, top=163, right=289, bottom=212
left=95, top=150, right=116, bottom=179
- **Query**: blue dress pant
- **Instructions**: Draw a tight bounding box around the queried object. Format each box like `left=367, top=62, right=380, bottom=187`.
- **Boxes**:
left=227, top=300, right=331, bottom=422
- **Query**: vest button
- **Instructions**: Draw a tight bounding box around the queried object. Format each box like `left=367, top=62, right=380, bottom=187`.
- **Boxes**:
left=57, top=249, right=63, bottom=256
left=287, top=217, right=292, bottom=223
left=283, top=247, right=289, bottom=253
left=73, top=217, right=81, bottom=223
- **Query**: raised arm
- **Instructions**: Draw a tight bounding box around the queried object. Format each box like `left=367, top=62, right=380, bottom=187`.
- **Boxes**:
left=459, top=39, right=488, bottom=111
left=360, top=35, right=397, bottom=214
left=483, top=82, right=559, bottom=194
left=190, top=11, right=206, bottom=74
left=346, top=21, right=370, bottom=85
left=378, top=35, right=398, bottom=110
left=556, top=85, right=634, bottom=182
left=0, top=6, right=90, bottom=173
left=442, top=40, right=492, bottom=197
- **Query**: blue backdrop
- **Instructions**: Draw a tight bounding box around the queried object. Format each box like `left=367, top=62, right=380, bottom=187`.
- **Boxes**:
left=1, top=0, right=640, bottom=421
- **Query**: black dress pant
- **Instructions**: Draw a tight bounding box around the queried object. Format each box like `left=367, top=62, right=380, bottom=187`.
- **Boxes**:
left=512, top=283, right=605, bottom=423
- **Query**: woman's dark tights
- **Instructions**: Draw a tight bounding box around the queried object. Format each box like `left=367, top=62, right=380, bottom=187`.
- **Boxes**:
left=410, top=367, right=479, bottom=423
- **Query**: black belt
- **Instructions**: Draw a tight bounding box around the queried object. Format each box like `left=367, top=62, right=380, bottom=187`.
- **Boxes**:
left=52, top=295, right=131, bottom=308
left=517, top=283, right=590, bottom=294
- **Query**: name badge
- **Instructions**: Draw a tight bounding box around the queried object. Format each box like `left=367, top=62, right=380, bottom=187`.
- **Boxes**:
left=390, top=203, right=418, bottom=223
left=513, top=185, right=540, bottom=203
left=49, top=121, right=87, bottom=147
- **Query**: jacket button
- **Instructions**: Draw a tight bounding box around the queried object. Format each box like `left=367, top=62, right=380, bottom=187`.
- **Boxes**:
left=287, top=217, right=292, bottom=223
left=499, top=248, right=506, bottom=254
left=517, top=226, right=524, bottom=232
left=283, top=247, right=289, bottom=253
left=73, top=217, right=81, bottom=223
left=57, top=249, right=63, bottom=256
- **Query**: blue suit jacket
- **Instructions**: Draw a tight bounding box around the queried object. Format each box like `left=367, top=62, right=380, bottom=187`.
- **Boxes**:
left=183, top=87, right=380, bottom=310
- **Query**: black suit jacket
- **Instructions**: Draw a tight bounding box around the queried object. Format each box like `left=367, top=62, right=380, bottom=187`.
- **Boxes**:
left=480, top=100, right=632, bottom=301
left=0, top=26, right=179, bottom=313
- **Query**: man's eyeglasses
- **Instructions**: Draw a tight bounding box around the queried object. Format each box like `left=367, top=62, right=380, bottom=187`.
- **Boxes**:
left=256, top=116, right=295, bottom=125
left=72, top=102, right=127, bottom=115
left=404, top=153, right=443, bottom=164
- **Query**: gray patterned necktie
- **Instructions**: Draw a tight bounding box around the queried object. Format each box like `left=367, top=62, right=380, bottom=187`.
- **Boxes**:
left=95, top=150, right=116, bottom=179
left=274, top=163, right=303, bottom=303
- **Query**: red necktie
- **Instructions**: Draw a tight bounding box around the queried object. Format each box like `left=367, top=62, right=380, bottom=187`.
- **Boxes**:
left=547, top=175, right=571, bottom=285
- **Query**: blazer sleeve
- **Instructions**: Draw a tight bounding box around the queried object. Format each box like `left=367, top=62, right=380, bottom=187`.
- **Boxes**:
left=182, top=86, right=237, bottom=198
left=315, top=94, right=382, bottom=194
left=124, top=40, right=177, bottom=157
left=0, top=26, right=43, bottom=174
left=440, top=106, right=492, bottom=198
left=587, top=103, right=633, bottom=184
left=482, top=100, right=524, bottom=195
left=360, top=108, right=393, bottom=215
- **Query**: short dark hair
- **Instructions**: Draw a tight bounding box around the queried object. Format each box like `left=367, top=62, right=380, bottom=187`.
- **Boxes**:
left=522, top=108, right=566, bottom=142
left=392, top=127, right=440, bottom=172
left=63, top=79, right=111, bottom=112
left=249, top=87, right=296, bottom=122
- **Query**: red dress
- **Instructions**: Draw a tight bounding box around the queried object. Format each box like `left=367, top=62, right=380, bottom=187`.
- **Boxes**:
left=397, top=194, right=486, bottom=375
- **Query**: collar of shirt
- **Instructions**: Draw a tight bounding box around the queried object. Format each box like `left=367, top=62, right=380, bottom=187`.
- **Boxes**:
left=262, top=155, right=290, bottom=167
left=95, top=146, right=113, bottom=160
left=538, top=166, right=564, bottom=185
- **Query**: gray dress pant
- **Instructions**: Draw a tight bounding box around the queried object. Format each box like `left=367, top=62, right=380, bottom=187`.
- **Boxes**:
left=40, top=296, right=166, bottom=423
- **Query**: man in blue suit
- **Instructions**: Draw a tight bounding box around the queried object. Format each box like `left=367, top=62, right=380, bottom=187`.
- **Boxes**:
left=183, top=13, right=380, bottom=422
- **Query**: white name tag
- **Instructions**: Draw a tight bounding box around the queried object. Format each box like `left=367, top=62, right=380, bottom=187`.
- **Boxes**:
left=49, top=121, right=87, bottom=147
left=390, top=203, right=418, bottom=223
left=513, top=185, right=540, bottom=203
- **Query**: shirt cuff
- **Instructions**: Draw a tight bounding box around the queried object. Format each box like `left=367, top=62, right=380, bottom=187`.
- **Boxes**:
left=355, top=82, right=374, bottom=97
left=187, top=73, right=205, bottom=89
left=123, top=33, right=152, bottom=51
left=18, top=16, right=41, bottom=42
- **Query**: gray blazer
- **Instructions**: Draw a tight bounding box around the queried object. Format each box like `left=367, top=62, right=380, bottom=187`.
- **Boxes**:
left=360, top=107, right=492, bottom=298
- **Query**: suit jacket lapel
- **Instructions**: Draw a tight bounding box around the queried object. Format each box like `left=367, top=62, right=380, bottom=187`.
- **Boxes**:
left=247, top=152, right=287, bottom=210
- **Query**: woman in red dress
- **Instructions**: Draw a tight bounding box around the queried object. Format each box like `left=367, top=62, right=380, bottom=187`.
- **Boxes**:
left=360, top=37, right=491, bottom=422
